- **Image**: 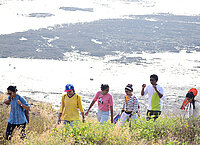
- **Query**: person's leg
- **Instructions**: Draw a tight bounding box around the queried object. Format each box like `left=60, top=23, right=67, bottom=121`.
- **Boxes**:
left=69, top=121, right=74, bottom=127
left=63, top=120, right=67, bottom=125
left=100, top=111, right=109, bottom=124
left=19, top=123, right=26, bottom=139
left=147, top=110, right=161, bottom=121
left=153, top=111, right=161, bottom=121
left=130, top=113, right=138, bottom=120
left=63, top=120, right=71, bottom=125
left=63, top=120, right=75, bottom=127
left=97, top=109, right=102, bottom=122
left=5, top=123, right=16, bottom=140
left=146, top=110, right=152, bottom=121
left=129, top=113, right=138, bottom=127
left=118, top=112, right=128, bottom=127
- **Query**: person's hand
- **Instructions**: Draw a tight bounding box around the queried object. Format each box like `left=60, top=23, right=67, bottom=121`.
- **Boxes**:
left=58, top=118, right=61, bottom=124
left=17, top=99, right=22, bottom=106
left=142, top=84, right=146, bottom=89
left=82, top=115, right=85, bottom=123
left=3, top=99, right=10, bottom=105
left=153, top=84, right=157, bottom=90
left=85, top=111, right=89, bottom=116
left=127, top=117, right=130, bottom=122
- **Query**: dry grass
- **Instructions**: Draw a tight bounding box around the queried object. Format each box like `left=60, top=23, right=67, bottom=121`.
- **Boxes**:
left=1, top=93, right=200, bottom=145
left=0, top=93, right=59, bottom=144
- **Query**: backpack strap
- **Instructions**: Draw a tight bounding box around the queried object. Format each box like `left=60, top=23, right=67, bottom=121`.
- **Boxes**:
left=18, top=96, right=24, bottom=110
left=63, top=94, right=67, bottom=99
left=77, top=94, right=79, bottom=107
left=19, top=96, right=22, bottom=108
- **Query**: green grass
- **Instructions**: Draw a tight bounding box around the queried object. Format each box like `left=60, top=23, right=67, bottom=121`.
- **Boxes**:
left=0, top=94, right=200, bottom=145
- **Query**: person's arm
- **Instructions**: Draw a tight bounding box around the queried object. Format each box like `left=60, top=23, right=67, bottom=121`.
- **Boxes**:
left=120, top=109, right=125, bottom=118
left=141, top=84, right=146, bottom=96
left=188, top=103, right=192, bottom=118
left=137, top=104, right=140, bottom=117
left=77, top=95, right=85, bottom=123
left=4, top=99, right=11, bottom=105
left=109, top=94, right=114, bottom=123
left=110, top=106, right=113, bottom=123
left=133, top=97, right=138, bottom=114
left=85, top=100, right=95, bottom=116
left=81, top=112, right=85, bottom=123
left=17, top=99, right=30, bottom=111
left=153, top=85, right=163, bottom=98
left=120, top=97, right=125, bottom=119
left=58, top=113, right=62, bottom=124
left=58, top=95, right=65, bottom=124
left=85, top=92, right=99, bottom=116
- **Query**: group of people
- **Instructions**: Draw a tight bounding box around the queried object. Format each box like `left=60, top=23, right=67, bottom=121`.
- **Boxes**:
left=57, top=74, right=165, bottom=126
left=3, top=74, right=200, bottom=140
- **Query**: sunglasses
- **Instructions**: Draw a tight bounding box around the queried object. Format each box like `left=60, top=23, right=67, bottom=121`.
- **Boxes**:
left=104, top=89, right=109, bottom=92
left=150, top=79, right=156, bottom=81
left=7, top=93, right=12, bottom=95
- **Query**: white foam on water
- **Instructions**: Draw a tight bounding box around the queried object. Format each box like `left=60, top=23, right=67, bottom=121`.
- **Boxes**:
left=0, top=51, right=200, bottom=111
left=91, top=39, right=103, bottom=45
left=19, top=37, right=27, bottom=41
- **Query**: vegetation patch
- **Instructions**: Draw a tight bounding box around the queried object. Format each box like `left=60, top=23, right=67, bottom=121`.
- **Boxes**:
left=0, top=93, right=200, bottom=144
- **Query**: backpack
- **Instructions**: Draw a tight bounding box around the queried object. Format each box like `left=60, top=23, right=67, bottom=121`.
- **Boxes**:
left=181, top=88, right=198, bottom=110
left=19, top=96, right=30, bottom=124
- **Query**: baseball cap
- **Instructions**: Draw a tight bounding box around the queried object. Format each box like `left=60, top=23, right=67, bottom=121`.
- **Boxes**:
left=64, top=84, right=74, bottom=92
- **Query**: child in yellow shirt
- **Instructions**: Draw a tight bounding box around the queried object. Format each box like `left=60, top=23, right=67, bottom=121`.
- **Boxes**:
left=58, top=84, right=84, bottom=126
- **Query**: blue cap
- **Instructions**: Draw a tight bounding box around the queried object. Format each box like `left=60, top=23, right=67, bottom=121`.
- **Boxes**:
left=64, top=84, right=74, bottom=92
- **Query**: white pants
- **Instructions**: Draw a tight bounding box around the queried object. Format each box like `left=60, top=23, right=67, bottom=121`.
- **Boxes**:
left=97, top=109, right=109, bottom=124
left=118, top=112, right=138, bottom=126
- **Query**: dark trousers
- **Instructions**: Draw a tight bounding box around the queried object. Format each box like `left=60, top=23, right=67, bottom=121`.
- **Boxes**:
left=146, top=110, right=161, bottom=121
left=6, top=122, right=26, bottom=140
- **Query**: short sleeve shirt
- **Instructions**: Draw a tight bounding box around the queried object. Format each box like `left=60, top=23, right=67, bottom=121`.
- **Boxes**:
left=93, top=91, right=113, bottom=111
left=143, top=84, right=164, bottom=111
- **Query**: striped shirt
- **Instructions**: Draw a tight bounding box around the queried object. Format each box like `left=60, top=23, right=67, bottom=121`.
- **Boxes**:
left=121, top=95, right=138, bottom=114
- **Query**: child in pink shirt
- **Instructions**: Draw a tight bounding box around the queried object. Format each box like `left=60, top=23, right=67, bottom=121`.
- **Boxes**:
left=85, top=84, right=113, bottom=124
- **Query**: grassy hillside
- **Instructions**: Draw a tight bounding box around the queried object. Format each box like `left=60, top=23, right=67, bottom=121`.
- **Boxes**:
left=0, top=93, right=200, bottom=145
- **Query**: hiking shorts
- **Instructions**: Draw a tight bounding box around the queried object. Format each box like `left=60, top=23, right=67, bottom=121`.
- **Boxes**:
left=63, top=120, right=77, bottom=127
left=146, top=110, right=161, bottom=121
